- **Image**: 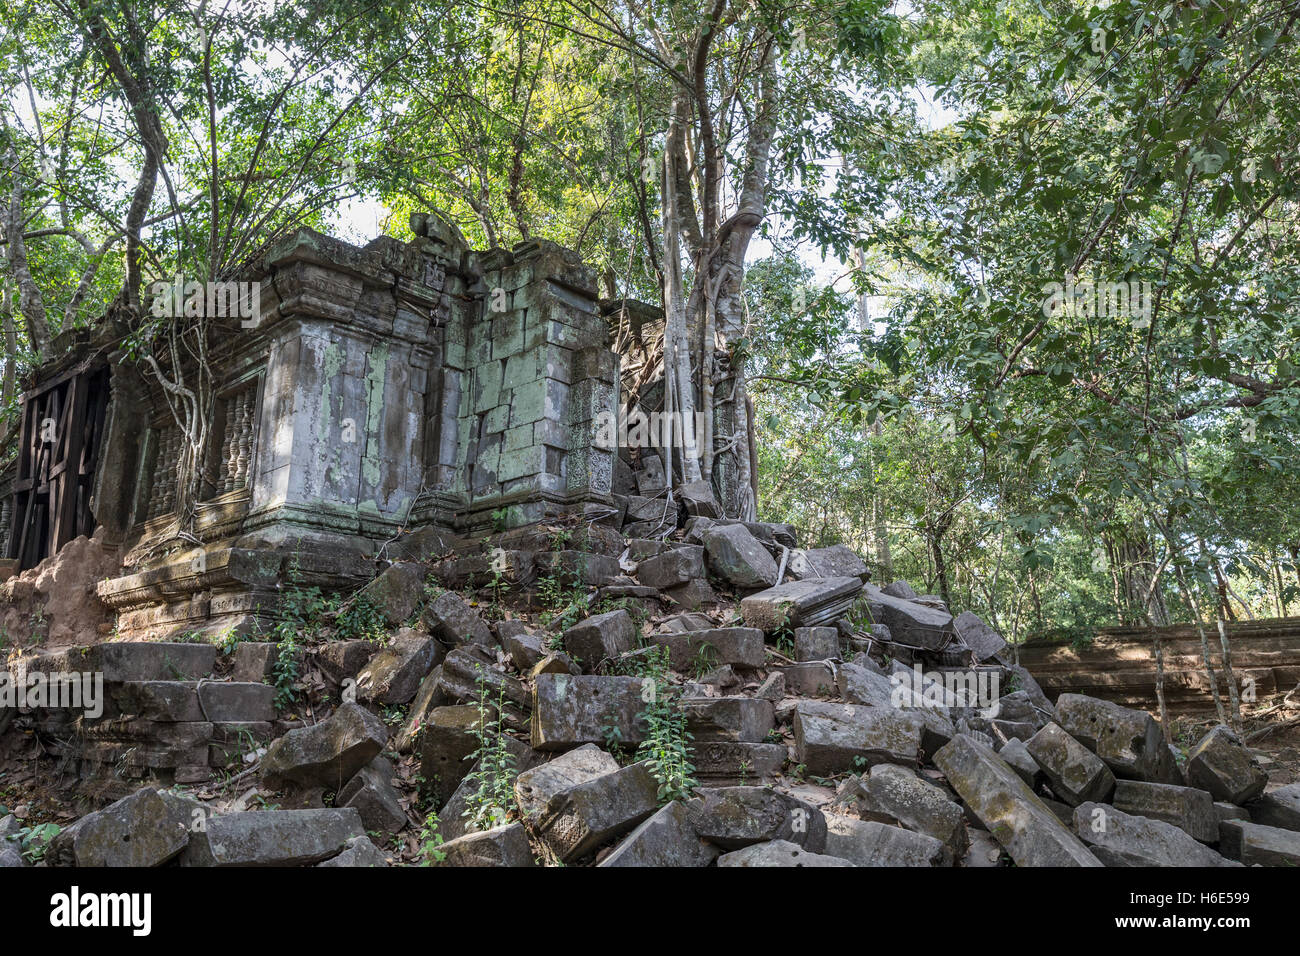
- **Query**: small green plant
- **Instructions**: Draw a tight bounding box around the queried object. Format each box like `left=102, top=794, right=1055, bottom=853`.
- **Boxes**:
left=271, top=634, right=299, bottom=711
left=419, top=812, right=447, bottom=865
left=630, top=646, right=696, bottom=803
left=691, top=642, right=720, bottom=680
left=17, top=822, right=60, bottom=863
left=335, top=593, right=386, bottom=642
left=216, top=628, right=244, bottom=656
left=490, top=507, right=510, bottom=533
left=460, top=678, right=517, bottom=832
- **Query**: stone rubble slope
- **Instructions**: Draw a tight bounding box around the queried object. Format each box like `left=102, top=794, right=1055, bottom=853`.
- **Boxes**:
left=2, top=515, right=1297, bottom=868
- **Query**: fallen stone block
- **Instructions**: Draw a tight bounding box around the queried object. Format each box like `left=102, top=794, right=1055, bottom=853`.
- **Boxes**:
left=703, top=524, right=780, bottom=589
left=599, top=801, right=719, bottom=867
left=197, top=682, right=277, bottom=722
left=561, top=609, right=637, bottom=666
left=1111, top=780, right=1218, bottom=843
left=793, top=700, right=924, bottom=776
left=503, top=629, right=547, bottom=672
left=865, top=763, right=968, bottom=854
left=933, top=734, right=1102, bottom=867
left=635, top=546, right=706, bottom=590
left=1248, top=783, right=1300, bottom=831
left=181, top=808, right=365, bottom=866
left=1185, top=725, right=1268, bottom=804
left=788, top=545, right=870, bottom=582
left=755, top=671, right=785, bottom=701
left=357, top=561, right=426, bottom=625
left=861, top=585, right=956, bottom=651
left=438, top=737, right=544, bottom=842
left=49, top=788, right=191, bottom=867
left=1218, top=819, right=1300, bottom=865
left=317, top=835, right=389, bottom=867
left=824, top=814, right=951, bottom=866
left=260, top=701, right=388, bottom=790
left=355, top=629, right=443, bottom=705
left=433, top=647, right=529, bottom=711
left=647, top=627, right=766, bottom=671
left=686, top=786, right=827, bottom=851
left=314, top=640, right=377, bottom=685
left=422, top=589, right=495, bottom=647
left=952, top=610, right=1007, bottom=662
left=417, top=705, right=491, bottom=808
left=794, top=626, right=839, bottom=662
left=514, top=744, right=622, bottom=820
left=717, top=839, right=854, bottom=867
left=1074, top=803, right=1239, bottom=867
left=530, top=674, right=648, bottom=750
left=779, top=662, right=838, bottom=697
left=1054, top=693, right=1181, bottom=784
left=740, top=577, right=864, bottom=630
left=998, top=737, right=1044, bottom=789
left=439, top=822, right=535, bottom=867
left=338, top=757, right=408, bottom=836
left=684, top=697, right=774, bottom=743
left=692, top=741, right=786, bottom=785
left=531, top=761, right=659, bottom=861
left=662, top=578, right=719, bottom=609
left=1025, top=722, right=1116, bottom=807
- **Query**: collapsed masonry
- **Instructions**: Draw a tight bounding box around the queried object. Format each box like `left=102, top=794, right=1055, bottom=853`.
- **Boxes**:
left=0, top=214, right=747, bottom=640
left=2, top=521, right=1297, bottom=867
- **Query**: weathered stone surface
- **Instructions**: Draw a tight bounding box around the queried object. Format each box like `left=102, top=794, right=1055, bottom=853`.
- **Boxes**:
left=779, top=662, right=838, bottom=697
left=1219, top=819, right=1300, bottom=865
left=755, top=671, right=786, bottom=701
left=635, top=546, right=705, bottom=590
left=338, top=757, right=407, bottom=835
left=531, top=762, right=659, bottom=861
left=52, top=788, right=190, bottom=867
left=678, top=479, right=721, bottom=518
left=865, top=763, right=968, bottom=854
left=788, top=545, right=870, bottom=582
left=358, top=561, right=426, bottom=625
left=792, top=625, right=838, bottom=662
left=84, top=642, right=217, bottom=682
left=717, top=839, right=854, bottom=867
left=703, top=524, right=779, bottom=589
left=356, top=630, right=442, bottom=705
left=1054, top=693, right=1181, bottom=784
left=793, top=700, right=924, bottom=775
left=862, top=585, right=956, bottom=651
left=181, top=808, right=366, bottom=867
left=686, top=786, right=827, bottom=852
left=561, top=609, right=636, bottom=666
left=691, top=741, right=786, bottom=785
left=1215, top=801, right=1250, bottom=824
left=1186, top=725, right=1268, bottom=805
left=882, top=580, right=918, bottom=599
left=198, top=682, right=277, bottom=722
left=998, top=737, right=1044, bottom=789
left=423, top=589, right=494, bottom=647
left=261, top=701, right=388, bottom=790
left=952, top=610, right=1007, bottom=662
left=0, top=843, right=23, bottom=867
left=683, top=696, right=774, bottom=743
left=438, top=736, right=544, bottom=842
left=439, top=822, right=535, bottom=867
left=232, top=642, right=279, bottom=683
left=1248, top=783, right=1300, bottom=831
left=112, top=681, right=204, bottom=722
left=1025, top=722, right=1116, bottom=807
left=514, top=744, right=622, bottom=821
left=1111, top=780, right=1218, bottom=843
left=933, top=734, right=1102, bottom=867
left=315, top=640, right=377, bottom=684
left=1074, top=803, right=1238, bottom=867
left=740, top=577, right=864, bottom=630
left=431, top=647, right=529, bottom=710
left=661, top=578, right=719, bottom=609
left=824, top=814, right=951, bottom=866
left=599, top=801, right=720, bottom=867
left=504, top=629, right=547, bottom=672
left=317, top=835, right=389, bottom=867
left=530, top=674, right=648, bottom=750
left=647, top=627, right=766, bottom=671
left=417, top=705, right=488, bottom=807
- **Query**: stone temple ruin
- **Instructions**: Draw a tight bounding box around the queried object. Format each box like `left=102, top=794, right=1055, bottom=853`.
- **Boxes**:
left=0, top=213, right=740, bottom=640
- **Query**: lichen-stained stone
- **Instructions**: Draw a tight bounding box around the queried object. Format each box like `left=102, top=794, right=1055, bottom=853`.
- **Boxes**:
left=530, top=674, right=649, bottom=751
left=1025, top=722, right=1116, bottom=807
left=793, top=700, right=925, bottom=775
left=1054, top=694, right=1182, bottom=784
left=1185, top=725, right=1268, bottom=804
left=260, top=701, right=388, bottom=790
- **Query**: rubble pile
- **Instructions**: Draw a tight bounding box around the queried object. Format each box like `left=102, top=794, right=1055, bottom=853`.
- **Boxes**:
left=2, top=515, right=1297, bottom=868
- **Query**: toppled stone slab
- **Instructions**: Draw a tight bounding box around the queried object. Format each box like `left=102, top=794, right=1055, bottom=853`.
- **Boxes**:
left=793, top=700, right=924, bottom=775
left=779, top=662, right=838, bottom=697
left=317, top=835, right=390, bottom=867
left=356, top=630, right=442, bottom=705
left=683, top=697, right=774, bottom=743
left=794, top=626, right=839, bottom=661
left=530, top=674, right=648, bottom=750
left=647, top=627, right=766, bottom=670
left=1026, top=722, right=1116, bottom=807
left=788, top=545, right=869, bottom=582
left=862, top=585, right=956, bottom=651
left=1054, top=693, right=1181, bottom=784
left=686, top=786, right=827, bottom=851
left=1111, top=780, right=1218, bottom=843
left=599, top=801, right=719, bottom=867
left=181, top=808, right=366, bottom=867
left=933, top=734, right=1102, bottom=867
left=358, top=561, right=426, bottom=625
left=999, top=737, right=1044, bottom=789
left=198, top=682, right=277, bottom=722
left=703, top=524, right=780, bottom=589
left=338, top=757, right=407, bottom=836
left=315, top=640, right=377, bottom=685
left=423, top=589, right=494, bottom=647
left=1186, top=726, right=1268, bottom=804
left=691, top=741, right=786, bottom=786
left=824, top=814, right=951, bottom=866
left=261, top=702, right=388, bottom=790
left=952, top=610, right=1007, bottom=662
left=740, top=576, right=864, bottom=631
left=1074, top=803, right=1238, bottom=867
left=717, top=839, right=854, bottom=867
left=1247, top=783, right=1300, bottom=831
left=865, top=763, right=968, bottom=854
left=49, top=788, right=191, bottom=867
left=635, top=546, right=706, bottom=590
left=439, top=823, right=535, bottom=867
left=1218, top=819, right=1300, bottom=866
left=561, top=609, right=637, bottom=666
left=515, top=744, right=622, bottom=821
left=531, top=762, right=659, bottom=861
left=417, top=705, right=490, bottom=807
